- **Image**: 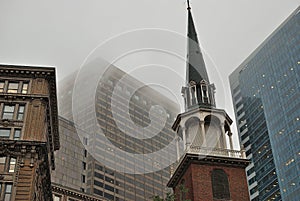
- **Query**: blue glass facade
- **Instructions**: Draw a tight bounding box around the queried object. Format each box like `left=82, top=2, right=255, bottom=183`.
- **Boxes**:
left=230, top=6, right=300, bottom=201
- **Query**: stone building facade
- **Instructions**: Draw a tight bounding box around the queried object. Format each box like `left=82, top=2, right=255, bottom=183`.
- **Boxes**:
left=0, top=64, right=59, bottom=200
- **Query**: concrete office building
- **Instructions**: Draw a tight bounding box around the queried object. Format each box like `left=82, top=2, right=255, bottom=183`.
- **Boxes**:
left=229, top=6, right=300, bottom=201
left=51, top=116, right=88, bottom=193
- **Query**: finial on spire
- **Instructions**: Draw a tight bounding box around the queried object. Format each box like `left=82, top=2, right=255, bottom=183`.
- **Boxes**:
left=187, top=0, right=191, bottom=10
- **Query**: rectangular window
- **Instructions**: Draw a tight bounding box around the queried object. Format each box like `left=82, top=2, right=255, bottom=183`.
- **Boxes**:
left=2, top=105, right=15, bottom=119
left=0, top=81, right=29, bottom=94
left=0, top=128, right=10, bottom=138
left=81, top=175, right=86, bottom=183
left=0, top=157, right=6, bottom=172
left=14, top=129, right=21, bottom=140
left=82, top=162, right=86, bottom=170
left=53, top=195, right=61, bottom=201
left=7, top=82, right=19, bottom=93
left=21, top=83, right=28, bottom=94
left=2, top=104, right=26, bottom=121
left=4, top=183, right=12, bottom=201
left=0, top=81, right=4, bottom=92
left=17, top=105, right=25, bottom=120
left=8, top=158, right=16, bottom=173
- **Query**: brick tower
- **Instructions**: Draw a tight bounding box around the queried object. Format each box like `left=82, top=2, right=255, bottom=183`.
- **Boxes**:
left=0, top=65, right=59, bottom=201
left=167, top=1, right=250, bottom=200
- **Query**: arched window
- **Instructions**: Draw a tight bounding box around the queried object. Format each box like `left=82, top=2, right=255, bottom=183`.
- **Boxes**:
left=189, top=85, right=197, bottom=105
left=211, top=169, right=230, bottom=200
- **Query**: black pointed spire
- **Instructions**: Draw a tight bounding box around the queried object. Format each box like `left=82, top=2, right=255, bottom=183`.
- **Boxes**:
left=186, top=1, right=209, bottom=84
left=183, top=1, right=216, bottom=110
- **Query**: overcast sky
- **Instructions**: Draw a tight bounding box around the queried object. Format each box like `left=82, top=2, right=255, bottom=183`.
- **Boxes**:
left=0, top=0, right=299, bottom=147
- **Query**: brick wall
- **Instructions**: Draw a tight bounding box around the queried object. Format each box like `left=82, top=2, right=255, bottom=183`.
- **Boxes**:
left=174, top=163, right=250, bottom=201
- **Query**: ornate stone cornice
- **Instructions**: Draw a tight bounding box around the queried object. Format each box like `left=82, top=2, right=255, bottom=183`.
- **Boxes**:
left=0, top=65, right=55, bottom=78
left=0, top=93, right=49, bottom=102
left=52, top=183, right=107, bottom=201
left=0, top=140, right=47, bottom=159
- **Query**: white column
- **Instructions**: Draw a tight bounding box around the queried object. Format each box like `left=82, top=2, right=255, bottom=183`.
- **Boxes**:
left=176, top=136, right=180, bottom=161
left=200, top=121, right=207, bottom=147
left=182, top=127, right=187, bottom=151
left=221, top=123, right=227, bottom=149
left=186, top=127, right=191, bottom=151
left=228, top=131, right=234, bottom=150
left=241, top=145, right=246, bottom=158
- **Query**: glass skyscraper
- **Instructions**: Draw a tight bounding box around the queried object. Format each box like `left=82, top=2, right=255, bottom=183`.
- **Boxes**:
left=229, top=6, right=300, bottom=201
left=55, top=61, right=180, bottom=201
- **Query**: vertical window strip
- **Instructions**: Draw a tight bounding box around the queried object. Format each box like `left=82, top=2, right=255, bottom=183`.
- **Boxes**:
left=8, top=158, right=16, bottom=173
left=13, top=129, right=21, bottom=140
left=17, top=105, right=25, bottom=120
left=4, top=183, right=12, bottom=201
left=21, top=82, right=28, bottom=94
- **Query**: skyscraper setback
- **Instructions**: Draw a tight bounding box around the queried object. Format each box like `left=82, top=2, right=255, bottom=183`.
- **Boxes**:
left=230, top=6, right=300, bottom=201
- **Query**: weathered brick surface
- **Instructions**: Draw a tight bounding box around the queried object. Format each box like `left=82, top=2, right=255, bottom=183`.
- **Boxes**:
left=174, top=163, right=250, bottom=201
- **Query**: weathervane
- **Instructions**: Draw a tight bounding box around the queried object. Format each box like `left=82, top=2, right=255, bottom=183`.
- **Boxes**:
left=187, top=0, right=191, bottom=10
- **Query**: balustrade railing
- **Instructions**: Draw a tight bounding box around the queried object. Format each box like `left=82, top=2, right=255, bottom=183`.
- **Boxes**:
left=188, top=146, right=246, bottom=159
left=170, top=146, right=246, bottom=176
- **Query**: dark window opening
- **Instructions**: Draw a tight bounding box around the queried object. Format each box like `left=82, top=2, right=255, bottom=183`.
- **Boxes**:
left=212, top=169, right=230, bottom=200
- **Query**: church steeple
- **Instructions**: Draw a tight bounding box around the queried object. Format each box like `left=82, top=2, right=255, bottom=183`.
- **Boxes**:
left=168, top=4, right=250, bottom=200
left=186, top=0, right=209, bottom=84
left=183, top=0, right=216, bottom=110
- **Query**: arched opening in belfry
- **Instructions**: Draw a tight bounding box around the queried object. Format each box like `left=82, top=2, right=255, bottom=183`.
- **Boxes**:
left=185, top=117, right=201, bottom=147
left=224, top=121, right=231, bottom=133
left=177, top=126, right=183, bottom=140
left=177, top=126, right=185, bottom=151
left=204, top=115, right=222, bottom=148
